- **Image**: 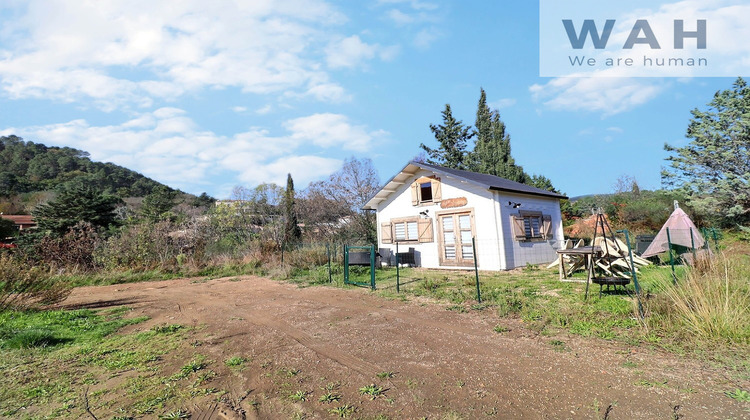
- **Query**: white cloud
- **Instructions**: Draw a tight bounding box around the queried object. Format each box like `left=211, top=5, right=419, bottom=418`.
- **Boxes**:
left=325, top=35, right=399, bottom=69
left=285, top=113, right=385, bottom=152
left=0, top=0, right=357, bottom=109
left=413, top=28, right=441, bottom=49
left=530, top=77, right=668, bottom=116
left=489, top=98, right=517, bottom=109
left=1, top=108, right=385, bottom=194
left=231, top=106, right=248, bottom=113
left=255, top=104, right=273, bottom=115
left=387, top=9, right=415, bottom=25
left=304, top=82, right=353, bottom=103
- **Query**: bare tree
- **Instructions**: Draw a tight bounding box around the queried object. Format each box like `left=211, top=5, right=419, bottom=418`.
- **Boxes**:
left=300, top=157, right=380, bottom=243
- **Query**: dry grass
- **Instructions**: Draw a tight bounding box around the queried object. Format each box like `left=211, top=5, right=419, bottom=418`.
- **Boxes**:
left=649, top=253, right=749, bottom=345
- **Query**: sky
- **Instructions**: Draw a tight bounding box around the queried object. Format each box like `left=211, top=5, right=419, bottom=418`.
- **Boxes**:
left=1, top=0, right=748, bottom=199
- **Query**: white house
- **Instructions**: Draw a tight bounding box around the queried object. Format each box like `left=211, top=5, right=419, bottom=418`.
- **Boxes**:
left=362, top=161, right=567, bottom=270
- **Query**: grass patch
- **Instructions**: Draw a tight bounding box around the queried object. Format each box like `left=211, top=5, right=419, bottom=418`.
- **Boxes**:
left=0, top=307, right=192, bottom=418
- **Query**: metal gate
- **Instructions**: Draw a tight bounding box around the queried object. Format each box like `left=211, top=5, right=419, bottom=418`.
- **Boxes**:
left=343, top=245, right=376, bottom=290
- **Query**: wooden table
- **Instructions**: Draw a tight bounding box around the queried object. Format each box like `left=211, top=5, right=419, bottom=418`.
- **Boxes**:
left=556, top=246, right=601, bottom=283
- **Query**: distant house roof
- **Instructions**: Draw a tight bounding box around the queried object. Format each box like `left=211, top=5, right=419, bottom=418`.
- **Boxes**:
left=1, top=215, right=34, bottom=225
left=363, top=161, right=567, bottom=210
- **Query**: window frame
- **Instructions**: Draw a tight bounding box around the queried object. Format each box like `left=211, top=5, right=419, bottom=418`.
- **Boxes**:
left=512, top=211, right=553, bottom=242
left=436, top=208, right=476, bottom=267
left=391, top=217, right=420, bottom=243
left=411, top=176, right=442, bottom=206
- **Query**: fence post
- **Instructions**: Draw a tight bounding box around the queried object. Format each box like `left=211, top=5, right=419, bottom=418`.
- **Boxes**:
left=344, top=245, right=349, bottom=285
left=396, top=242, right=400, bottom=293
left=327, top=243, right=332, bottom=283
left=666, top=227, right=676, bottom=284
left=689, top=228, right=697, bottom=262
left=702, top=228, right=710, bottom=252
left=712, top=229, right=719, bottom=253
left=370, top=245, right=376, bottom=290
left=472, top=237, right=481, bottom=303
left=281, top=242, right=284, bottom=265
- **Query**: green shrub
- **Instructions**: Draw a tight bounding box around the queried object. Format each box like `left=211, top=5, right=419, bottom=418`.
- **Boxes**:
left=2, top=328, right=61, bottom=349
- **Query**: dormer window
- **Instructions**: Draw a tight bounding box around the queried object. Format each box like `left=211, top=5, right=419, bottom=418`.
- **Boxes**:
left=410, top=176, right=442, bottom=206
left=420, top=182, right=433, bottom=202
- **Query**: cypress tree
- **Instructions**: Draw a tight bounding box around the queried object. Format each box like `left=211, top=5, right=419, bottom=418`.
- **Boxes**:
left=283, top=173, right=301, bottom=245
left=470, top=88, right=528, bottom=183
left=419, top=104, right=475, bottom=170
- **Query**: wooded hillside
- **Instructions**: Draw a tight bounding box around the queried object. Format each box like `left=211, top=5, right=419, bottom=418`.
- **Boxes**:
left=0, top=135, right=175, bottom=198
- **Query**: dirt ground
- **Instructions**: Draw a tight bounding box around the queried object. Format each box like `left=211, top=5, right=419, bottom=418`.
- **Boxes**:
left=62, top=275, right=748, bottom=419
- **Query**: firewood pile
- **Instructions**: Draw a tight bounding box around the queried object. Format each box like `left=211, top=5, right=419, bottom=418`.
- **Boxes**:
left=548, top=237, right=651, bottom=279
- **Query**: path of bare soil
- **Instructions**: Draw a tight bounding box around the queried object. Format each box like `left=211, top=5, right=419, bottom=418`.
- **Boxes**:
left=63, top=276, right=748, bottom=419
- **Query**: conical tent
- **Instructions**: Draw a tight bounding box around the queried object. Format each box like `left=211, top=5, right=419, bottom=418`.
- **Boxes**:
left=641, top=205, right=706, bottom=258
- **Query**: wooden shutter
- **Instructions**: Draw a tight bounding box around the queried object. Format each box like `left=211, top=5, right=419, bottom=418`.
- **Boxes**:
left=511, top=215, right=527, bottom=240
left=431, top=179, right=442, bottom=203
left=410, top=182, right=419, bottom=206
left=381, top=222, right=393, bottom=244
left=541, top=215, right=553, bottom=239
left=417, top=218, right=434, bottom=243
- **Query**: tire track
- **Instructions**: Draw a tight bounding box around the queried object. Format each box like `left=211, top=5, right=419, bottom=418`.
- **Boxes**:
left=244, top=310, right=382, bottom=378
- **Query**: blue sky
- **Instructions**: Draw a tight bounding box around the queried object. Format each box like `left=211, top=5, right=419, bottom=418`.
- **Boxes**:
left=1, top=0, right=748, bottom=198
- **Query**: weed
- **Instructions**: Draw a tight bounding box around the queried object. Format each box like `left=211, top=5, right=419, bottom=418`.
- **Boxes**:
left=224, top=356, right=246, bottom=367
left=359, top=384, right=384, bottom=399
left=446, top=305, right=467, bottom=313
left=622, top=360, right=638, bottom=368
left=289, top=390, right=308, bottom=402
left=318, top=392, right=341, bottom=403
left=322, top=381, right=341, bottom=392
left=173, top=358, right=206, bottom=379
left=493, top=324, right=509, bottom=334
left=152, top=324, right=184, bottom=334
left=724, top=388, right=750, bottom=402
left=158, top=409, right=190, bottom=419
left=376, top=371, right=394, bottom=379
left=280, top=367, right=300, bottom=377
left=549, top=339, right=566, bottom=351
left=455, top=380, right=465, bottom=388
left=635, top=379, right=668, bottom=388
left=329, top=404, right=356, bottom=418
left=2, top=328, right=62, bottom=349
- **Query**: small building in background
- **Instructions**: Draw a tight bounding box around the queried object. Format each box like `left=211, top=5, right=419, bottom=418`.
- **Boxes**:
left=0, top=214, right=36, bottom=232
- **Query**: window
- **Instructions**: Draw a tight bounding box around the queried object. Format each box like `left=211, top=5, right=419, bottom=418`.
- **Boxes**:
left=381, top=217, right=434, bottom=244
left=410, top=176, right=442, bottom=205
left=437, top=210, right=475, bottom=266
left=394, top=219, right=419, bottom=241
left=512, top=211, right=553, bottom=241
left=419, top=182, right=433, bottom=202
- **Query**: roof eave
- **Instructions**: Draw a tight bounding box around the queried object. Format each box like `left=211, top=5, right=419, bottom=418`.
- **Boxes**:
left=488, top=186, right=568, bottom=200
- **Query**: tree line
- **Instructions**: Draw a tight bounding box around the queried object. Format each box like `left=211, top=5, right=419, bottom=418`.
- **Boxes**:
left=419, top=88, right=559, bottom=193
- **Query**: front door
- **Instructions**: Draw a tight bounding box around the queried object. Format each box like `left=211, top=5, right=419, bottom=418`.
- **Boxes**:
left=438, top=210, right=475, bottom=266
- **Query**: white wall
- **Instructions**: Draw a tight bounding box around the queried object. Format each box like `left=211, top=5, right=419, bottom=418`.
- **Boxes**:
left=376, top=169, right=504, bottom=270
left=496, top=191, right=564, bottom=269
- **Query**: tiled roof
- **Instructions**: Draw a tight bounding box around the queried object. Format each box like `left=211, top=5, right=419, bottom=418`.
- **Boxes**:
left=363, top=161, right=566, bottom=210
left=0, top=215, right=35, bottom=224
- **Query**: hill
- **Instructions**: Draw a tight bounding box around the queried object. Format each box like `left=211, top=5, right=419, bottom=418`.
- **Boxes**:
left=0, top=135, right=177, bottom=199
